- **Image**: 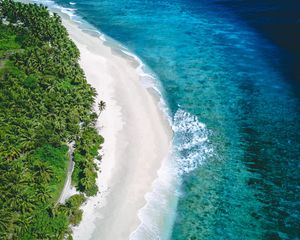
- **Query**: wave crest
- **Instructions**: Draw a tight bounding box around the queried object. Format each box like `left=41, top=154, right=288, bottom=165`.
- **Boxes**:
left=130, top=109, right=213, bottom=239
left=172, top=109, right=214, bottom=175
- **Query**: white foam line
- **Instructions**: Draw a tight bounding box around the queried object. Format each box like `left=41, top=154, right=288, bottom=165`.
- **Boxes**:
left=118, top=48, right=173, bottom=125
left=129, top=154, right=180, bottom=240
left=131, top=107, right=215, bottom=239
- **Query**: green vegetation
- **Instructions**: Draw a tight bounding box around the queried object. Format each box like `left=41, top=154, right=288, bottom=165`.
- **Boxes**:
left=63, top=194, right=86, bottom=226
left=73, top=127, right=103, bottom=196
left=0, top=0, right=104, bottom=239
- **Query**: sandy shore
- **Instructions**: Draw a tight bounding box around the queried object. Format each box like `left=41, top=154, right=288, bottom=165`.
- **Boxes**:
left=62, top=18, right=172, bottom=240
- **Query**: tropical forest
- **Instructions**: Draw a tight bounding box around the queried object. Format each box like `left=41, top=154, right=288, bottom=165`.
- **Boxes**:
left=0, top=0, right=104, bottom=239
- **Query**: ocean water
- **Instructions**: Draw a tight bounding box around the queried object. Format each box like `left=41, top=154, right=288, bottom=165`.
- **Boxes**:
left=36, top=0, right=300, bottom=239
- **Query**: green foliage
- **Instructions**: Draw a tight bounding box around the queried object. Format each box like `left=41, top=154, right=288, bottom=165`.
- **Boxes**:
left=0, top=1, right=104, bottom=238
left=32, top=145, right=69, bottom=201
left=23, top=74, right=38, bottom=89
left=73, top=127, right=104, bottom=196
left=34, top=145, right=68, bottom=171
left=0, top=23, right=20, bottom=57
left=58, top=194, right=86, bottom=227
left=23, top=209, right=69, bottom=240
left=65, top=194, right=86, bottom=209
left=69, top=209, right=83, bottom=226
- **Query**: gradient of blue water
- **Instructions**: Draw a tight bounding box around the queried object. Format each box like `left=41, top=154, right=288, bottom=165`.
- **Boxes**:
left=50, top=0, right=300, bottom=239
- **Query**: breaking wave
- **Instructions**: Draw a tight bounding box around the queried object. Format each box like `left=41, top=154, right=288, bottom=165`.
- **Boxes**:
left=130, top=109, right=214, bottom=239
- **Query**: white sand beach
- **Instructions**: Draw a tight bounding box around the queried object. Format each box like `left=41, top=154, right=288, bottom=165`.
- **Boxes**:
left=61, top=18, right=172, bottom=240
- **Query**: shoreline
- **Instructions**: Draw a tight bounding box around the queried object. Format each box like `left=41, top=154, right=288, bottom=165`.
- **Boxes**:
left=62, top=16, right=172, bottom=240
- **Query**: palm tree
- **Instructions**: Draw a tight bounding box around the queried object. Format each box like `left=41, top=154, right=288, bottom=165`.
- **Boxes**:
left=80, top=175, right=93, bottom=191
left=98, top=100, right=106, bottom=113
left=5, top=146, right=21, bottom=160
left=7, top=188, right=35, bottom=214
left=33, top=162, right=54, bottom=183
left=36, top=184, right=52, bottom=203
left=19, top=128, right=36, bottom=152
left=14, top=214, right=33, bottom=233
left=0, top=210, right=12, bottom=234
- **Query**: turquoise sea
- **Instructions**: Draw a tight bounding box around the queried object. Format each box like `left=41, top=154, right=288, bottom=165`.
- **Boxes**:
left=37, top=0, right=299, bottom=239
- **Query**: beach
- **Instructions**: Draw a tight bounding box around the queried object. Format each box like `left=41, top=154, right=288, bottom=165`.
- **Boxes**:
left=61, top=18, right=172, bottom=240
left=6, top=1, right=300, bottom=239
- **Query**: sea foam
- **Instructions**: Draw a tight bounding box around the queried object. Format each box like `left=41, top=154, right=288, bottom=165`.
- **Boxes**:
left=130, top=109, right=213, bottom=240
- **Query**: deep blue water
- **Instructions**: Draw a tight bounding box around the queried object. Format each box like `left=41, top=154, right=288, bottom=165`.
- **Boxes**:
left=47, top=0, right=300, bottom=239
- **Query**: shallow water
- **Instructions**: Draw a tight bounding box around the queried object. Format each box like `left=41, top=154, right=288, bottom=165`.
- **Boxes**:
left=37, top=0, right=300, bottom=239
